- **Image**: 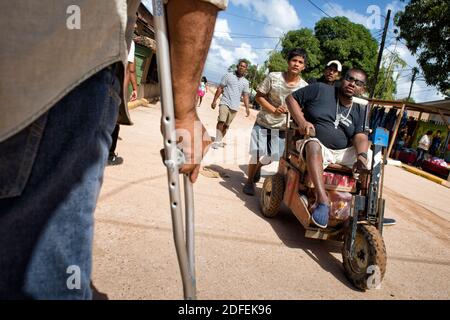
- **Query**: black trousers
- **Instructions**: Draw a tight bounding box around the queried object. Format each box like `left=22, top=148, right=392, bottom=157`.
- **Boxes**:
left=109, top=124, right=120, bottom=156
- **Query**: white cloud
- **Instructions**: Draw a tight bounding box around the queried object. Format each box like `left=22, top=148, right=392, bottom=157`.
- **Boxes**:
left=385, top=0, right=406, bottom=16
left=230, top=0, right=300, bottom=37
left=386, top=43, right=445, bottom=102
left=323, top=3, right=374, bottom=28
left=214, top=18, right=233, bottom=42
left=323, top=1, right=406, bottom=32
left=208, top=39, right=258, bottom=66
left=204, top=39, right=261, bottom=82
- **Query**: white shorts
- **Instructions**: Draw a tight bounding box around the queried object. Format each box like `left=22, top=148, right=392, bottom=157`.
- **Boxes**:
left=296, top=138, right=372, bottom=169
left=164, top=0, right=228, bottom=10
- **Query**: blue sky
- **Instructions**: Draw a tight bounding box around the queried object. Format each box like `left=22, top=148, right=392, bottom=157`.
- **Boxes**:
left=143, top=0, right=445, bottom=103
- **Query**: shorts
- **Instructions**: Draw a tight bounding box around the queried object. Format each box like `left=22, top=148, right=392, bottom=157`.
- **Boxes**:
left=296, top=138, right=372, bottom=169
left=218, top=105, right=237, bottom=126
left=249, top=123, right=285, bottom=164
left=164, top=0, right=228, bottom=10
left=197, top=89, right=205, bottom=97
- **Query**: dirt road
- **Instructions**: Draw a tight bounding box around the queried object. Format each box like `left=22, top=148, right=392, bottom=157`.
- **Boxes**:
left=92, top=90, right=450, bottom=300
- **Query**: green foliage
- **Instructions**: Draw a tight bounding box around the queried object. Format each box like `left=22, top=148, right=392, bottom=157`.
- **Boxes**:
left=314, top=17, right=378, bottom=79
left=395, top=0, right=450, bottom=93
left=268, top=17, right=379, bottom=83
left=402, top=97, right=416, bottom=103
left=373, top=50, right=407, bottom=100
left=280, top=28, right=322, bottom=79
left=266, top=52, right=288, bottom=72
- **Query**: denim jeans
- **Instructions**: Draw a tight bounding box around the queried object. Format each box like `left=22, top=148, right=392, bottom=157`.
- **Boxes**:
left=0, top=65, right=121, bottom=299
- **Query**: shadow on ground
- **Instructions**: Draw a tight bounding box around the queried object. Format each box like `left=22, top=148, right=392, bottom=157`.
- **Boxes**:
left=205, top=164, right=358, bottom=291
left=91, top=282, right=109, bottom=300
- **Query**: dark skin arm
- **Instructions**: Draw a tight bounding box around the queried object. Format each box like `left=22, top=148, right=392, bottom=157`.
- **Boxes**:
left=211, top=86, right=223, bottom=109
left=243, top=94, right=250, bottom=117
left=256, top=91, right=288, bottom=115
left=166, top=0, right=219, bottom=182
left=128, top=61, right=138, bottom=101
left=285, top=94, right=315, bottom=136
left=352, top=133, right=370, bottom=171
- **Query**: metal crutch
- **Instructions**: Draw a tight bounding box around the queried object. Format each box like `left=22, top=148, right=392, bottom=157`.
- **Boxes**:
left=152, top=0, right=196, bottom=300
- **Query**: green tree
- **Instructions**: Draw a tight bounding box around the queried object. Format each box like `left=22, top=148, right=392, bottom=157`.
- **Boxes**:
left=314, top=17, right=378, bottom=79
left=402, top=97, right=416, bottom=104
left=280, top=28, right=322, bottom=79
left=373, top=50, right=407, bottom=100
left=395, top=0, right=450, bottom=92
left=266, top=51, right=288, bottom=72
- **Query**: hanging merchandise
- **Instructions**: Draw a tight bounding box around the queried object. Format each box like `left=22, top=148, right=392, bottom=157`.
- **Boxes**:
left=369, top=106, right=386, bottom=130
left=384, top=108, right=398, bottom=131
left=400, top=110, right=408, bottom=130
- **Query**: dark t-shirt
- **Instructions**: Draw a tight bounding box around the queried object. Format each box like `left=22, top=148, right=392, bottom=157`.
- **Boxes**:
left=307, top=76, right=341, bottom=87
left=291, top=83, right=365, bottom=149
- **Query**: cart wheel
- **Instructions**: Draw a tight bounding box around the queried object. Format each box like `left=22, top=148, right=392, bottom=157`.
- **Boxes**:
left=260, top=174, right=284, bottom=218
left=342, top=224, right=387, bottom=291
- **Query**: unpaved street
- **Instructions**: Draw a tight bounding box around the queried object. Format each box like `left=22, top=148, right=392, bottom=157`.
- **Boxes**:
left=91, top=90, right=450, bottom=300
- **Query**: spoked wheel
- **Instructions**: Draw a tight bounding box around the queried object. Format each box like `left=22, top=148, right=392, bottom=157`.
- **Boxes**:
left=342, top=224, right=387, bottom=291
left=260, top=174, right=284, bottom=218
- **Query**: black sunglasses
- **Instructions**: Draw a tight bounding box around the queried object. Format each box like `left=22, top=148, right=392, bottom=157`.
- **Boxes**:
left=344, top=74, right=365, bottom=87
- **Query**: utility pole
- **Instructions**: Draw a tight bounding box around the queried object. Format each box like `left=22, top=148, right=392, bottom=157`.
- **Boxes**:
left=407, top=67, right=419, bottom=101
left=370, top=9, right=391, bottom=99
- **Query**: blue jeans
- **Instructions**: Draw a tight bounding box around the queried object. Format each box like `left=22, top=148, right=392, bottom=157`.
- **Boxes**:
left=0, top=65, right=121, bottom=299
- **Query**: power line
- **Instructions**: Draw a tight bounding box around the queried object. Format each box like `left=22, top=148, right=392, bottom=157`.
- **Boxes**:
left=222, top=12, right=271, bottom=25
left=392, top=68, right=414, bottom=71
left=384, top=47, right=417, bottom=70
left=306, top=0, right=333, bottom=18
left=214, top=32, right=279, bottom=39
left=396, top=87, right=438, bottom=96
left=214, top=43, right=274, bottom=50
left=321, top=0, right=339, bottom=16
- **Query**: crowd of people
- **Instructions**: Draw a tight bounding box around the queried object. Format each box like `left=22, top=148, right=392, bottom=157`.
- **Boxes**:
left=200, top=53, right=371, bottom=229
left=392, top=126, right=444, bottom=168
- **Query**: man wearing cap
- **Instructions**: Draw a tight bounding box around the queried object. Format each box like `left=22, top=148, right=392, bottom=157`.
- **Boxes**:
left=308, top=60, right=342, bottom=86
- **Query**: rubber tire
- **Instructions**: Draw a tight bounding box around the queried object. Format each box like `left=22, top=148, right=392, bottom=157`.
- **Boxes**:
left=260, top=174, right=284, bottom=218
left=342, top=224, right=387, bottom=291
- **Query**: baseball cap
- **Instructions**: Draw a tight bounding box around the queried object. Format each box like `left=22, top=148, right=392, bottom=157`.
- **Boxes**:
left=326, top=60, right=342, bottom=72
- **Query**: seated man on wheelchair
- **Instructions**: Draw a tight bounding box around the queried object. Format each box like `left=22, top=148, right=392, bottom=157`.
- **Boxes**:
left=285, top=68, right=370, bottom=229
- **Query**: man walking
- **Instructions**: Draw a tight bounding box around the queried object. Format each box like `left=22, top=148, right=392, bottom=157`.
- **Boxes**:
left=211, top=59, right=251, bottom=149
